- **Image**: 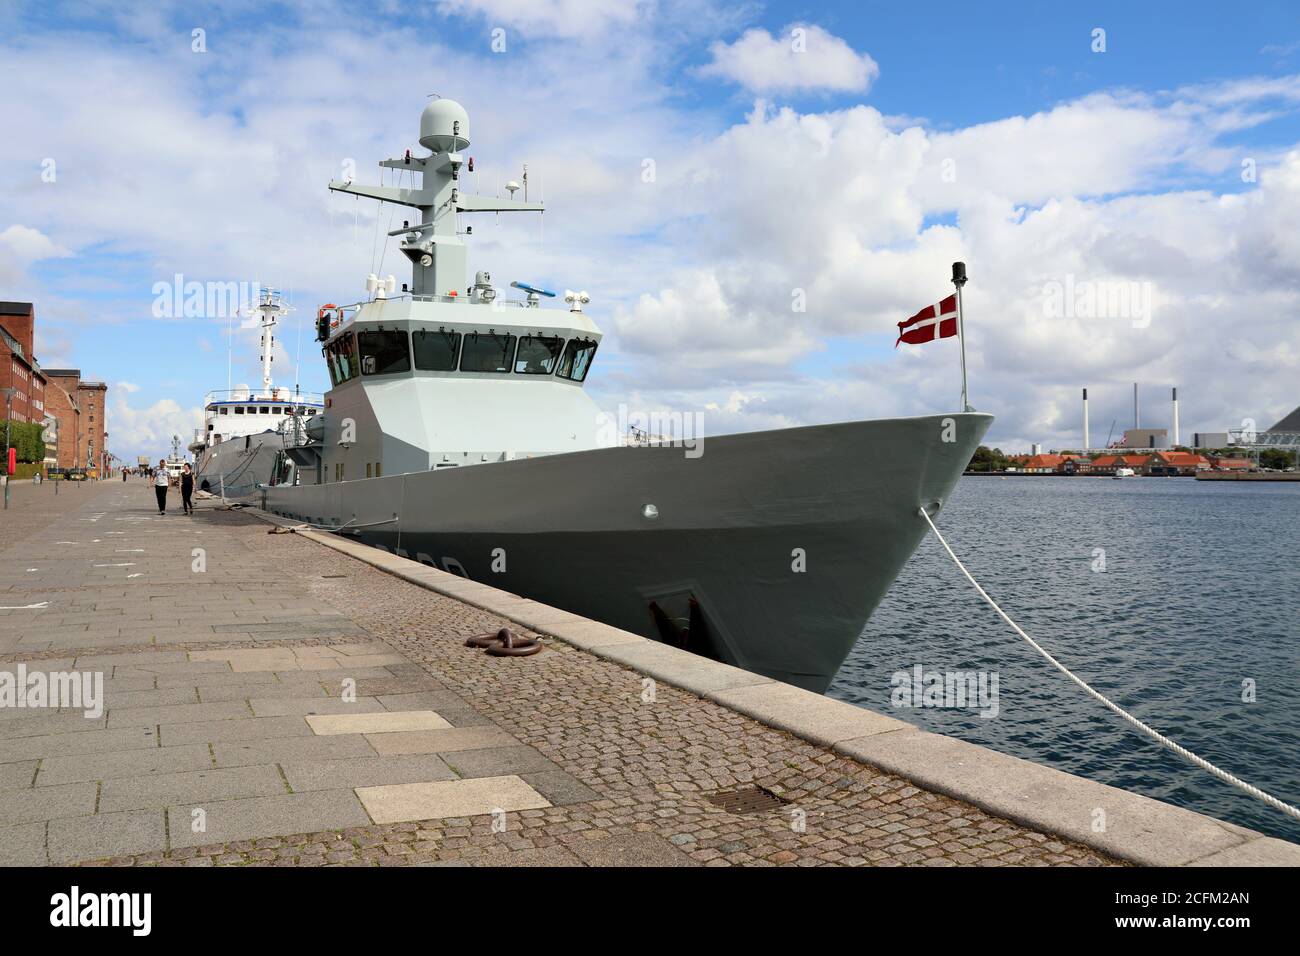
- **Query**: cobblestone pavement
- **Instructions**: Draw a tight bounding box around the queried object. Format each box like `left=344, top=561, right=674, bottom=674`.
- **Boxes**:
left=0, top=481, right=1120, bottom=866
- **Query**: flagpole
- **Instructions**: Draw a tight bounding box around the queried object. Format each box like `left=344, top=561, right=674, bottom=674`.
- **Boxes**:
left=952, top=261, right=971, bottom=411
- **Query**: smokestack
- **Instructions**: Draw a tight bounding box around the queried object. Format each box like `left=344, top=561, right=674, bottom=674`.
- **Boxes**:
left=1082, top=387, right=1090, bottom=451
left=1134, top=382, right=1140, bottom=428
left=1172, top=386, right=1180, bottom=447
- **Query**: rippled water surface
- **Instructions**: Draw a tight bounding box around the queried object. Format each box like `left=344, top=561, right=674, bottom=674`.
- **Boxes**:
left=828, top=475, right=1300, bottom=843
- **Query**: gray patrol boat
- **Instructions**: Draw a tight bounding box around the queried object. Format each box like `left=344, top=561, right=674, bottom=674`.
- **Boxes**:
left=260, top=97, right=992, bottom=692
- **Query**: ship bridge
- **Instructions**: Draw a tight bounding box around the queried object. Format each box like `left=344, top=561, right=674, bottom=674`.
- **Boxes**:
left=306, top=290, right=611, bottom=484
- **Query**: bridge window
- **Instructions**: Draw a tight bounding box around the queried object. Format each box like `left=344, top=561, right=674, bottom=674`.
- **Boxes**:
left=326, top=333, right=360, bottom=385
left=515, top=335, right=564, bottom=374
left=358, top=330, right=411, bottom=376
left=234, top=406, right=245, bottom=414
left=557, top=338, right=598, bottom=382
left=413, top=330, right=461, bottom=371
left=460, top=332, right=516, bottom=373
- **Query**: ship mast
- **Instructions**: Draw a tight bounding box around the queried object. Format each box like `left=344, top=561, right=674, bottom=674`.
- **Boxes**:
left=328, top=96, right=543, bottom=297
left=240, top=289, right=293, bottom=396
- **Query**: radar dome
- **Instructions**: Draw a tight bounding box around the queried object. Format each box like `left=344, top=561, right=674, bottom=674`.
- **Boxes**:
left=419, top=98, right=470, bottom=153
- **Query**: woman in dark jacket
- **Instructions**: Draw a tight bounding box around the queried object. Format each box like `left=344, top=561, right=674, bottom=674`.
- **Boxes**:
left=181, top=463, right=195, bottom=516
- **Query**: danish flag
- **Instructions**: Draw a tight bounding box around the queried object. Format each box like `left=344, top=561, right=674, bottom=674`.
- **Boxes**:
left=895, top=294, right=958, bottom=347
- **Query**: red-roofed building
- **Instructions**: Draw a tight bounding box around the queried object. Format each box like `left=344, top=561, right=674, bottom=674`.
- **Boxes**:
left=1089, top=454, right=1152, bottom=475
left=1147, top=451, right=1210, bottom=476
left=1020, top=453, right=1069, bottom=473
left=1209, top=456, right=1253, bottom=472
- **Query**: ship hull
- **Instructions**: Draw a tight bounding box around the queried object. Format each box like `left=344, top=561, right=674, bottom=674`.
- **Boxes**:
left=262, top=413, right=991, bottom=692
left=193, top=432, right=285, bottom=499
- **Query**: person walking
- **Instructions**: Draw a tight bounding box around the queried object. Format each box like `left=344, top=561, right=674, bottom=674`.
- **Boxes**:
left=181, top=463, right=195, bottom=515
left=154, top=459, right=169, bottom=515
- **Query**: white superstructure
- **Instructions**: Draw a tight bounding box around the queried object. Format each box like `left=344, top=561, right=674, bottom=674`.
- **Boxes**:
left=190, top=290, right=324, bottom=457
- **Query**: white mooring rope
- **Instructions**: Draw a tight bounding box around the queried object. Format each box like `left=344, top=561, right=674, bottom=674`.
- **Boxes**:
left=918, top=506, right=1300, bottom=823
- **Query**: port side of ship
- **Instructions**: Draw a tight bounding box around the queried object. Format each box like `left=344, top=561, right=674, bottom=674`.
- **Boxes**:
left=259, top=97, right=992, bottom=693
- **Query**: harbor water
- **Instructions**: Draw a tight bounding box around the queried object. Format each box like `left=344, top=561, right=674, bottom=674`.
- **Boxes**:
left=829, top=475, right=1300, bottom=844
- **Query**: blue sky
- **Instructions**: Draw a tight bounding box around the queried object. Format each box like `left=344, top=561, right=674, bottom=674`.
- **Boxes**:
left=2, top=0, right=1299, bottom=458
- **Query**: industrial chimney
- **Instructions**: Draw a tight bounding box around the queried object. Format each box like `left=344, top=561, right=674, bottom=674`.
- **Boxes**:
left=1082, top=387, right=1090, bottom=451
left=1134, top=383, right=1140, bottom=429
left=1172, top=386, right=1180, bottom=447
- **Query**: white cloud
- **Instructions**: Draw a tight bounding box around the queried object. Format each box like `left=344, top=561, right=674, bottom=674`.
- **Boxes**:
left=436, top=0, right=649, bottom=38
left=0, top=225, right=70, bottom=284
left=106, top=394, right=203, bottom=461
left=698, top=25, right=879, bottom=93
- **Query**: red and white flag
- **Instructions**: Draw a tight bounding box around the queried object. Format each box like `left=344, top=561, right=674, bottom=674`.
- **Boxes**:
left=895, top=294, right=958, bottom=348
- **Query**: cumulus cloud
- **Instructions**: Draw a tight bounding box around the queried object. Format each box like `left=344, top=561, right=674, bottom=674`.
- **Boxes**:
left=436, top=0, right=649, bottom=38
left=106, top=394, right=203, bottom=460
left=606, top=84, right=1300, bottom=448
left=698, top=25, right=880, bottom=93
left=0, top=225, right=70, bottom=284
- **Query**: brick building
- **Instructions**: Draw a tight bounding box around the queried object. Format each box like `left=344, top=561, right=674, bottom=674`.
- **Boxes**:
left=44, top=370, right=109, bottom=474
left=42, top=378, right=82, bottom=470
left=0, top=302, right=48, bottom=425
left=1146, top=450, right=1210, bottom=476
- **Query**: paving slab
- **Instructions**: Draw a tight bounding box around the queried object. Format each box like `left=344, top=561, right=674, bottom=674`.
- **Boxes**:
left=160, top=715, right=314, bottom=746
left=374, top=690, right=466, bottom=711
left=106, top=699, right=252, bottom=728
left=281, top=755, right=457, bottom=792
left=37, top=744, right=214, bottom=786
left=356, top=774, right=551, bottom=824
left=48, top=810, right=167, bottom=865
left=0, top=781, right=97, bottom=824
left=306, top=710, right=451, bottom=736
left=212, top=734, right=378, bottom=767
left=364, top=726, right=520, bottom=756
left=198, top=681, right=329, bottom=703
left=249, top=696, right=386, bottom=717
left=0, top=821, right=48, bottom=865
left=0, top=725, right=158, bottom=762
left=442, top=745, right=563, bottom=778
left=168, top=790, right=372, bottom=848
left=99, top=764, right=288, bottom=812
left=0, top=760, right=39, bottom=791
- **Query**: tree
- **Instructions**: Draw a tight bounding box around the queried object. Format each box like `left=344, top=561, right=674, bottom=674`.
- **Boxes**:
left=0, top=420, right=46, bottom=471
left=1259, top=448, right=1297, bottom=470
left=967, top=445, right=1011, bottom=472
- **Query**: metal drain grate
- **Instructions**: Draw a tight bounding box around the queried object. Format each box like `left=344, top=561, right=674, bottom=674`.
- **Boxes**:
left=706, top=787, right=789, bottom=814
